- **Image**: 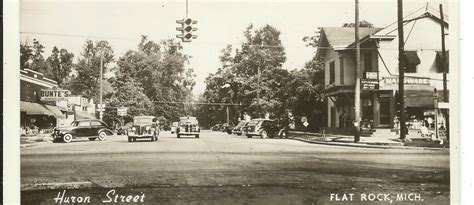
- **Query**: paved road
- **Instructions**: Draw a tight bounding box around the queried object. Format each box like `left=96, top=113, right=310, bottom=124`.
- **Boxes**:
left=21, top=130, right=450, bottom=205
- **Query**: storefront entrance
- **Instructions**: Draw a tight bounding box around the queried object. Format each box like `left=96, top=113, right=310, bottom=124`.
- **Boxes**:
left=379, top=97, right=391, bottom=126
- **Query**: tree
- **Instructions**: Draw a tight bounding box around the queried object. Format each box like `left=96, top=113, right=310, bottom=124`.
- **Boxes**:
left=342, top=20, right=374, bottom=28
left=200, top=24, right=288, bottom=127
left=20, top=39, right=47, bottom=72
left=45, top=47, right=75, bottom=86
left=111, top=36, right=195, bottom=122
left=66, top=40, right=114, bottom=102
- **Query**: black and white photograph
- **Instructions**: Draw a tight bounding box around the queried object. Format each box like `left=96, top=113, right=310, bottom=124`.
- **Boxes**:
left=3, top=0, right=463, bottom=204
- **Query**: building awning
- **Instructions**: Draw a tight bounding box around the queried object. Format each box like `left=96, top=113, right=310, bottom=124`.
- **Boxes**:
left=75, top=111, right=97, bottom=120
left=20, top=101, right=65, bottom=118
left=404, top=90, right=449, bottom=107
left=405, top=51, right=421, bottom=65
left=436, top=51, right=449, bottom=72
left=44, top=104, right=66, bottom=119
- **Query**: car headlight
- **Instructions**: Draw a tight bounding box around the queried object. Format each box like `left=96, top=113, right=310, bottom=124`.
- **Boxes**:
left=146, top=127, right=150, bottom=131
left=131, top=127, right=136, bottom=131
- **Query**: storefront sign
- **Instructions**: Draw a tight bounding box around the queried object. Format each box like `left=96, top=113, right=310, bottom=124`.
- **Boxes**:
left=361, top=79, right=379, bottom=90
left=365, top=72, right=378, bottom=80
left=40, top=89, right=71, bottom=101
left=383, top=77, right=429, bottom=85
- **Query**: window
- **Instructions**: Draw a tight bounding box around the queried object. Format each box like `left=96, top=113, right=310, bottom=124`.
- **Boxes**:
left=339, top=58, right=344, bottom=84
left=404, top=51, right=421, bottom=73
left=90, top=121, right=102, bottom=126
left=329, top=61, right=335, bottom=84
left=78, top=121, right=90, bottom=127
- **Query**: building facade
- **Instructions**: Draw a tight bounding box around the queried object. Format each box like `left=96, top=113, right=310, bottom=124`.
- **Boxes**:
left=20, top=69, right=66, bottom=134
left=319, top=6, right=449, bottom=132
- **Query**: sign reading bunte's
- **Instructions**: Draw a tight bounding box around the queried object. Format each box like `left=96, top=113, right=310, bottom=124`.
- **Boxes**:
left=383, top=77, right=430, bottom=85
left=40, top=89, right=71, bottom=101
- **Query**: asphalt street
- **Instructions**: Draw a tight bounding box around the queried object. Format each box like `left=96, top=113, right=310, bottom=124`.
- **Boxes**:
left=21, top=130, right=450, bottom=205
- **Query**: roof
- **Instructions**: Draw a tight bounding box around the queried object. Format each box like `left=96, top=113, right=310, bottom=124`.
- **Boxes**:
left=373, top=4, right=448, bottom=37
left=321, top=27, right=382, bottom=49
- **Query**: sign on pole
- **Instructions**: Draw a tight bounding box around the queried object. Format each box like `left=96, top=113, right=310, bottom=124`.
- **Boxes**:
left=117, top=107, right=128, bottom=116
left=40, top=89, right=71, bottom=101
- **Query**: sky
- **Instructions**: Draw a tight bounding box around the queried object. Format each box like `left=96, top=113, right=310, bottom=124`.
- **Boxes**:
left=20, top=0, right=449, bottom=96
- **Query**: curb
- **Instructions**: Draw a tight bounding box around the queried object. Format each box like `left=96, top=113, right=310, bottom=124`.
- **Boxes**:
left=290, top=137, right=449, bottom=151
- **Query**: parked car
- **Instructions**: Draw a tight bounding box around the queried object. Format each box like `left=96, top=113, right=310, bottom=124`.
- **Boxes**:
left=232, top=121, right=248, bottom=136
left=127, top=116, right=159, bottom=142
left=245, top=119, right=288, bottom=139
left=211, top=124, right=222, bottom=131
left=220, top=123, right=234, bottom=134
left=177, top=116, right=200, bottom=138
left=51, top=119, right=114, bottom=143
left=170, top=122, right=179, bottom=134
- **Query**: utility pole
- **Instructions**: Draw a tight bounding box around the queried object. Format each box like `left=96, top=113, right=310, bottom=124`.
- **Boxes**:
left=397, top=0, right=407, bottom=140
left=354, top=0, right=361, bottom=142
left=257, top=66, right=260, bottom=118
left=226, top=106, right=230, bottom=124
left=439, top=4, right=449, bottom=141
left=99, top=56, right=104, bottom=121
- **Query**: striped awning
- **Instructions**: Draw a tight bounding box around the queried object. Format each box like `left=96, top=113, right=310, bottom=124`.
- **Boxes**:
left=20, top=101, right=65, bottom=119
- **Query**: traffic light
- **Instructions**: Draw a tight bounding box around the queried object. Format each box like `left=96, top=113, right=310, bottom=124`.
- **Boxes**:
left=176, top=18, right=198, bottom=42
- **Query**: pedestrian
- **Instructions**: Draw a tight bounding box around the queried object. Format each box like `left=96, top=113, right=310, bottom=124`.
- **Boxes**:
left=339, top=111, right=346, bottom=128
left=427, top=117, right=434, bottom=129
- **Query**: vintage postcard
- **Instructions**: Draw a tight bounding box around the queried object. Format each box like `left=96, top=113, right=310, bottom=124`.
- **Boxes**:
left=4, top=0, right=462, bottom=204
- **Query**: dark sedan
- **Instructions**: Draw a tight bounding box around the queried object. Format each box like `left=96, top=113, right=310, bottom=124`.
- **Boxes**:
left=51, top=119, right=114, bottom=143
left=245, top=119, right=288, bottom=139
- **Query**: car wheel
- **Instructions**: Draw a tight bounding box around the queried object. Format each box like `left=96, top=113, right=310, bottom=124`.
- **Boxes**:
left=62, top=134, right=73, bottom=143
left=177, top=134, right=181, bottom=138
left=237, top=133, right=242, bottom=136
left=246, top=134, right=252, bottom=138
left=128, top=137, right=132, bottom=142
left=88, top=137, right=96, bottom=141
left=261, top=131, right=268, bottom=139
left=195, top=134, right=199, bottom=138
left=98, top=131, right=107, bottom=141
left=281, top=130, right=288, bottom=138
left=150, top=136, right=154, bottom=141
left=133, top=137, right=137, bottom=142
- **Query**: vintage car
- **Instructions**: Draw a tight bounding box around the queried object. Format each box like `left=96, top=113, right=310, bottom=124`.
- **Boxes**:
left=232, top=121, right=248, bottom=136
left=176, top=116, right=200, bottom=138
left=170, top=122, right=179, bottom=134
left=51, top=119, right=114, bottom=143
left=245, top=119, right=287, bottom=139
left=211, top=124, right=222, bottom=131
left=127, top=116, right=159, bottom=142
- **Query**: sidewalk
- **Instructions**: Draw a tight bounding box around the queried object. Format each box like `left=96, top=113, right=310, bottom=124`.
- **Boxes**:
left=288, top=131, right=448, bottom=150
left=20, top=133, right=53, bottom=148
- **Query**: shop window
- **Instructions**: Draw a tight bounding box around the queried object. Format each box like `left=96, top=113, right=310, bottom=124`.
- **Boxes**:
left=404, top=51, right=420, bottom=73
left=436, top=51, right=449, bottom=73
left=329, top=61, right=335, bottom=84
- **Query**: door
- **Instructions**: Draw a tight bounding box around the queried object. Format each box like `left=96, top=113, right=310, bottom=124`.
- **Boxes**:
left=75, top=121, right=91, bottom=137
left=89, top=120, right=103, bottom=136
left=379, top=97, right=391, bottom=126
left=330, top=107, right=336, bottom=128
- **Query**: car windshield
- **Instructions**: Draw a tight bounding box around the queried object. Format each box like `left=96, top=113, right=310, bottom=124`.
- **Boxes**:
left=70, top=121, right=78, bottom=127
left=180, top=118, right=198, bottom=125
left=248, top=120, right=263, bottom=126
left=133, top=117, right=154, bottom=124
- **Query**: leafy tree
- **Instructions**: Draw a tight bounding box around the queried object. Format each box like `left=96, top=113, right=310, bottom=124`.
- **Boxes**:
left=342, top=20, right=374, bottom=28
left=111, top=36, right=195, bottom=123
left=66, top=40, right=114, bottom=102
left=20, top=39, right=47, bottom=72
left=199, top=24, right=288, bottom=127
left=45, top=47, right=75, bottom=86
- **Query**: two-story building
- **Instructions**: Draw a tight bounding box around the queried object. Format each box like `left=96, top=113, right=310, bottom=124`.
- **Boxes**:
left=319, top=6, right=449, bottom=132
left=20, top=69, right=66, bottom=133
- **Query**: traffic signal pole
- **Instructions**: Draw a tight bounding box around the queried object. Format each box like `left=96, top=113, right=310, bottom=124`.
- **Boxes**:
left=354, top=0, right=361, bottom=142
left=99, top=56, right=104, bottom=121
left=397, top=0, right=407, bottom=140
